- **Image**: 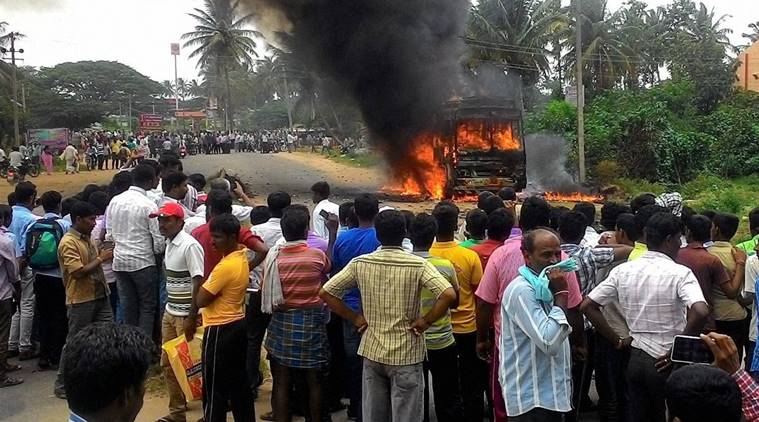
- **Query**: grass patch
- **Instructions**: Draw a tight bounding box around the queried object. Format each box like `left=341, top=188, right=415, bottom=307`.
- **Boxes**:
left=324, top=150, right=382, bottom=168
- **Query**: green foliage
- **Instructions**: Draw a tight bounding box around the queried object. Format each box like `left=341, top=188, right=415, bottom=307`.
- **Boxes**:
left=702, top=91, right=759, bottom=177
left=525, top=100, right=576, bottom=135
left=614, top=177, right=668, bottom=197
left=594, top=160, right=621, bottom=186
left=23, top=61, right=164, bottom=129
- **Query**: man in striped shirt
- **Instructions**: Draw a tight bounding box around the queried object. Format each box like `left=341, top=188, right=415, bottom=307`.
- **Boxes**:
left=151, top=202, right=204, bottom=422
left=320, top=210, right=457, bottom=422
left=500, top=228, right=573, bottom=422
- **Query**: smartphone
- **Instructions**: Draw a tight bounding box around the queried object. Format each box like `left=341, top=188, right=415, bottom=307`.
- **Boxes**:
left=670, top=335, right=714, bottom=364
left=101, top=240, right=114, bottom=250
left=319, top=209, right=330, bottom=219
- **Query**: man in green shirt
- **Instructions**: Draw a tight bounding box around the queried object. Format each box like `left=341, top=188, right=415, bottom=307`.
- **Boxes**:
left=459, top=209, right=487, bottom=249
left=411, top=213, right=463, bottom=422
left=736, top=207, right=759, bottom=256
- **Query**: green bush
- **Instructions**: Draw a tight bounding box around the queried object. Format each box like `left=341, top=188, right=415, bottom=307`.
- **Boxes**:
left=703, top=91, right=759, bottom=177
left=614, top=177, right=668, bottom=198
left=594, top=160, right=621, bottom=186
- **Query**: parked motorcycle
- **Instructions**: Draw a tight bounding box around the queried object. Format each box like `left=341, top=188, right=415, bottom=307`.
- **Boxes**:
left=6, top=157, right=37, bottom=183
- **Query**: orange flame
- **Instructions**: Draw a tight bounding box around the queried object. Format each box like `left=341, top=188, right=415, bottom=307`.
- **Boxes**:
left=382, top=132, right=447, bottom=199
left=383, top=120, right=520, bottom=200
left=457, top=120, right=520, bottom=151
left=544, top=192, right=604, bottom=203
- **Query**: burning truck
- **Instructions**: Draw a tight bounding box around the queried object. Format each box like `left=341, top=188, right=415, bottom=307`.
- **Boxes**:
left=384, top=96, right=527, bottom=200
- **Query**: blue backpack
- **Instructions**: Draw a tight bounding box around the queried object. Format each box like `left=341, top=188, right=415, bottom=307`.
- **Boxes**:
left=25, top=218, right=65, bottom=270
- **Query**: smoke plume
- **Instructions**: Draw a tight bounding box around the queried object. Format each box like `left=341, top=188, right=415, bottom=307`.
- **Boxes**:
left=525, top=133, right=580, bottom=193
left=241, top=0, right=469, bottom=159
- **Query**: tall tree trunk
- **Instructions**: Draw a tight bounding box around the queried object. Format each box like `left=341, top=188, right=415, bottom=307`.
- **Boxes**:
left=224, top=64, right=233, bottom=131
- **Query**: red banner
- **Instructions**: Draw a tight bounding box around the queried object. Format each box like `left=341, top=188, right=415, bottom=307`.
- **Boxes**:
left=139, top=114, right=163, bottom=131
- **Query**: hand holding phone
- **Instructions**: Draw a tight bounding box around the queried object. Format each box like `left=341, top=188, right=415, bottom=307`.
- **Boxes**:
left=670, top=335, right=714, bottom=364
left=319, top=209, right=330, bottom=219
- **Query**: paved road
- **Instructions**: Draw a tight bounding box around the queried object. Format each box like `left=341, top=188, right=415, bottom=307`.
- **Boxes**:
left=182, top=150, right=382, bottom=204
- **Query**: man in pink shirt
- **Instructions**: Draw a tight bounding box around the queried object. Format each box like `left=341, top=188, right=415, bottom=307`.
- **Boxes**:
left=475, top=196, right=585, bottom=422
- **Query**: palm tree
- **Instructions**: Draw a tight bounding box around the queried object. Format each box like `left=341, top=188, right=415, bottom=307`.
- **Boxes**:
left=562, top=0, right=634, bottom=95
left=187, top=79, right=204, bottom=99
left=182, top=0, right=261, bottom=130
left=467, top=0, right=567, bottom=86
left=743, top=21, right=759, bottom=43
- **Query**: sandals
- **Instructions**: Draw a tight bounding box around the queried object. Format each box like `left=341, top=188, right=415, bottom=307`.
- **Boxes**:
left=0, top=376, right=23, bottom=388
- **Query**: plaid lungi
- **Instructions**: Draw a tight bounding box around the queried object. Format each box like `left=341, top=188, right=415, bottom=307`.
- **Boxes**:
left=265, top=307, right=330, bottom=369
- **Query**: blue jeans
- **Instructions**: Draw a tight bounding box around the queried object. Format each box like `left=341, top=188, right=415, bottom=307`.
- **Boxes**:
left=343, top=318, right=363, bottom=421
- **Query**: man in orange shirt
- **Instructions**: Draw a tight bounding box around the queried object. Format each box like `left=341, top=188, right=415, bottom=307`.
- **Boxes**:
left=193, top=214, right=252, bottom=422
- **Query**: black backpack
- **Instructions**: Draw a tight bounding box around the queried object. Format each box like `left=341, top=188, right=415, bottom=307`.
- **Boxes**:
left=25, top=218, right=65, bottom=270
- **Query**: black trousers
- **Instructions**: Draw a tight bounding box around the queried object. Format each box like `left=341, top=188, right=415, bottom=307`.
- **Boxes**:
left=453, top=332, right=487, bottom=422
left=34, top=274, right=68, bottom=364
left=0, top=298, right=12, bottom=379
left=595, top=334, right=630, bottom=422
left=716, top=317, right=750, bottom=361
left=245, top=291, right=270, bottom=390
left=627, top=347, right=671, bottom=422
left=566, top=328, right=596, bottom=422
left=202, top=319, right=254, bottom=422
left=511, top=408, right=565, bottom=422
left=326, top=312, right=346, bottom=409
left=423, top=343, right=464, bottom=422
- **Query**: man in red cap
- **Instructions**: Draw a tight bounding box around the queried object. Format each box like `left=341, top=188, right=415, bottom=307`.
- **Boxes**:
left=150, top=202, right=205, bottom=422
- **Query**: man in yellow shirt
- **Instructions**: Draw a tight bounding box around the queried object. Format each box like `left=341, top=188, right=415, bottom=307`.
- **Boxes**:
left=193, top=214, right=252, bottom=422
left=429, top=201, right=485, bottom=421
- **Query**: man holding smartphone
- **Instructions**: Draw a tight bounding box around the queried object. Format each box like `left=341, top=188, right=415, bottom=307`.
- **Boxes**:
left=54, top=201, right=115, bottom=399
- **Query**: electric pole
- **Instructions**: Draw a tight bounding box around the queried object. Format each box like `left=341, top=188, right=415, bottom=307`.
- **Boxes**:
left=575, top=0, right=586, bottom=183
left=1, top=32, right=24, bottom=147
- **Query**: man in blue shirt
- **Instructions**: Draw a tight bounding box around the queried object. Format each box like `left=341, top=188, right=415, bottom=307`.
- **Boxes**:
left=500, top=228, right=573, bottom=421
left=8, top=181, right=38, bottom=361
left=23, top=191, right=71, bottom=375
left=331, top=193, right=380, bottom=421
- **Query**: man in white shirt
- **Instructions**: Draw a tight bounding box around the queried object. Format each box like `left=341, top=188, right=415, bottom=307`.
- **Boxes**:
left=154, top=155, right=198, bottom=213
left=106, top=164, right=164, bottom=336
left=311, top=182, right=340, bottom=240
left=60, top=144, right=79, bottom=174
left=158, top=171, right=194, bottom=218
left=194, top=178, right=254, bottom=223
left=8, top=148, right=23, bottom=169
left=582, top=212, right=709, bottom=422
left=151, top=202, right=204, bottom=422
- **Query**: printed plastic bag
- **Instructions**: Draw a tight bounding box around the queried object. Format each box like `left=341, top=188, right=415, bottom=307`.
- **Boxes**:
left=162, top=327, right=204, bottom=401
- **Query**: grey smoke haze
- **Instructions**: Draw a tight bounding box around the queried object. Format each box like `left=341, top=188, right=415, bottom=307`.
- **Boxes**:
left=241, top=0, right=469, bottom=163
left=525, top=133, right=581, bottom=193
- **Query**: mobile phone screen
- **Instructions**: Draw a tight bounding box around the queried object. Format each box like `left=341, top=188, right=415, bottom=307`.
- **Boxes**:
left=671, top=335, right=714, bottom=364
left=319, top=210, right=330, bottom=219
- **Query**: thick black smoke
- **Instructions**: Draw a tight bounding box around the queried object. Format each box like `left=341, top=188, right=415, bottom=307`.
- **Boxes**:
left=242, top=0, right=469, bottom=158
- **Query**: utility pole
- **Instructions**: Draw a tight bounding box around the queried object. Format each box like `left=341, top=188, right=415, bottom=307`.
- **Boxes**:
left=128, top=95, right=132, bottom=134
left=575, top=0, right=586, bottom=183
left=281, top=64, right=293, bottom=129
left=1, top=32, right=24, bottom=147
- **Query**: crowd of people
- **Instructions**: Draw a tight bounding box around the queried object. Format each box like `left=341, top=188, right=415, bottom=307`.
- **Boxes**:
left=2, top=153, right=759, bottom=422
